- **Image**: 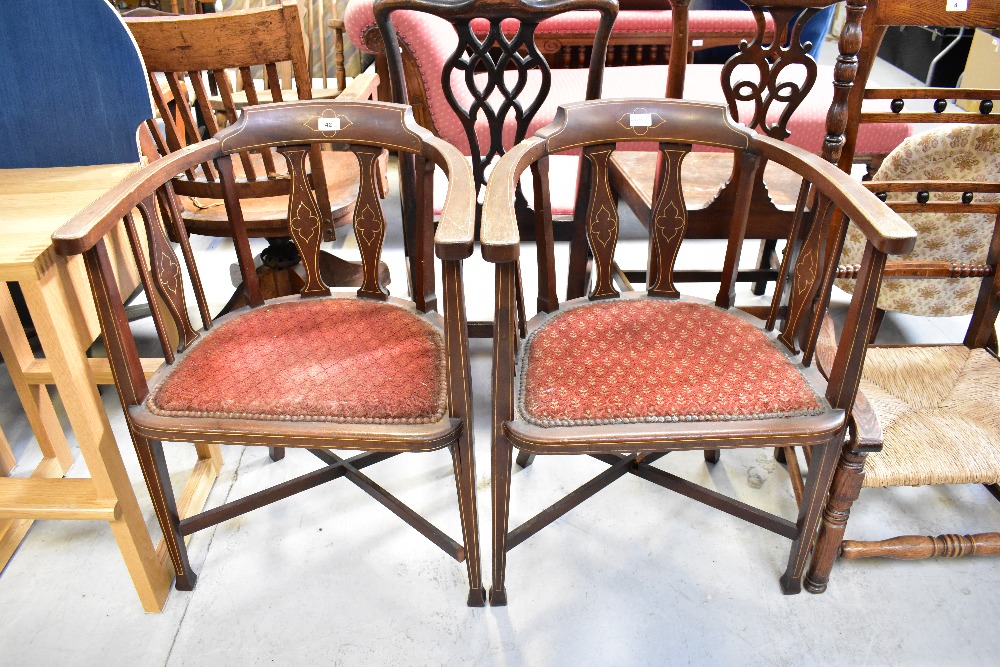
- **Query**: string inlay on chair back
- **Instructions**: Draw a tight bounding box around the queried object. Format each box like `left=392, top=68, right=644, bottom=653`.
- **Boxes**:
left=374, top=0, right=618, bottom=194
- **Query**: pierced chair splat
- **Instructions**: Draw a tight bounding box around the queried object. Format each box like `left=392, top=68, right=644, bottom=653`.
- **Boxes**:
left=51, top=99, right=486, bottom=606
left=480, top=98, right=916, bottom=605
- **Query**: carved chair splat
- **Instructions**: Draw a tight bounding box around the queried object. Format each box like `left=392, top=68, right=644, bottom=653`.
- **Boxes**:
left=52, top=100, right=486, bottom=606
left=480, top=97, right=916, bottom=604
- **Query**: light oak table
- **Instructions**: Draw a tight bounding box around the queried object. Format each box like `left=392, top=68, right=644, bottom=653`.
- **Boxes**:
left=0, top=163, right=222, bottom=612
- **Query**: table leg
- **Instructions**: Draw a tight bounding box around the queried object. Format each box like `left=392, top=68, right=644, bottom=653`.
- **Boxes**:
left=21, top=267, right=172, bottom=612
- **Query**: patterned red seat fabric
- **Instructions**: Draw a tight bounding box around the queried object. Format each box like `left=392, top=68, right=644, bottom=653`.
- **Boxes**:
left=147, top=299, right=448, bottom=424
left=519, top=299, right=825, bottom=427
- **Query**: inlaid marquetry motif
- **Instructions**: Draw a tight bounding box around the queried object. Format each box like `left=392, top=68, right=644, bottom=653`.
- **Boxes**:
left=277, top=145, right=331, bottom=297
left=721, top=7, right=819, bottom=141
left=584, top=146, right=619, bottom=300
left=351, top=145, right=389, bottom=300
left=615, top=108, right=667, bottom=136
left=648, top=144, right=690, bottom=298
left=307, top=109, right=354, bottom=139
left=443, top=19, right=550, bottom=193
left=136, top=194, right=199, bottom=350
left=779, top=194, right=834, bottom=353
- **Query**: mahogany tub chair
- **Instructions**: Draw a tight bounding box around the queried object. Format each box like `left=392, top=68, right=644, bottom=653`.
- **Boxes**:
left=480, top=98, right=916, bottom=604
left=798, top=0, right=1000, bottom=593
left=51, top=99, right=486, bottom=605
left=124, top=1, right=385, bottom=299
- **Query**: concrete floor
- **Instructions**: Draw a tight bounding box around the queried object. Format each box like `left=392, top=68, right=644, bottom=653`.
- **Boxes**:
left=3, top=45, right=1000, bottom=666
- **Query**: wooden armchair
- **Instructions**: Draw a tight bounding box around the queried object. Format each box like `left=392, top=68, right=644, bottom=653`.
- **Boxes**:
left=799, top=0, right=1000, bottom=593
left=124, top=1, right=384, bottom=299
left=51, top=99, right=485, bottom=605
left=480, top=97, right=916, bottom=604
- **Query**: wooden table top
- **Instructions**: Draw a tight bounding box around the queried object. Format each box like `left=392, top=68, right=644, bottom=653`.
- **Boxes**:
left=0, top=162, right=139, bottom=279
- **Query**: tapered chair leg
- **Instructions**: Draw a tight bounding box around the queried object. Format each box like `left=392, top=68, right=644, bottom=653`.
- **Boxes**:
left=704, top=449, right=720, bottom=464
left=805, top=446, right=867, bottom=593
left=779, top=435, right=842, bottom=594
left=269, top=446, right=285, bottom=461
left=490, top=434, right=514, bottom=606
left=134, top=434, right=197, bottom=590
left=516, top=450, right=535, bottom=468
left=450, top=438, right=486, bottom=606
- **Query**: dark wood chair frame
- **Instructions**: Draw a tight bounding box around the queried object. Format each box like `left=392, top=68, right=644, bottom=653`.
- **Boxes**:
left=373, top=0, right=617, bottom=318
left=480, top=97, right=916, bottom=605
left=797, top=0, right=1000, bottom=593
left=51, top=99, right=487, bottom=606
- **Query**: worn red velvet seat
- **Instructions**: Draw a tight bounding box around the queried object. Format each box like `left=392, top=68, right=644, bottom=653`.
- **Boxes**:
left=147, top=298, right=447, bottom=424
left=52, top=99, right=486, bottom=605
left=520, top=299, right=823, bottom=426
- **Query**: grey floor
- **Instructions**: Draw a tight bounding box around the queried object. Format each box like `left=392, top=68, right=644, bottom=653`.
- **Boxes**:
left=3, top=44, right=1000, bottom=666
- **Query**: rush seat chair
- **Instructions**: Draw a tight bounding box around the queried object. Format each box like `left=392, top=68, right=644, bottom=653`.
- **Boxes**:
left=798, top=0, right=1000, bottom=593
left=51, top=100, right=486, bottom=605
left=479, top=98, right=916, bottom=604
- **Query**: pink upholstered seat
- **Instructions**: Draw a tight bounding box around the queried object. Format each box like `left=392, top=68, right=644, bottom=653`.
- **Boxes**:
left=519, top=299, right=824, bottom=427
left=468, top=9, right=768, bottom=39
left=147, top=299, right=448, bottom=424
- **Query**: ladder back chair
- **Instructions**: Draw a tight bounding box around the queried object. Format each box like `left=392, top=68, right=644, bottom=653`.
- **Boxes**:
left=480, top=97, right=916, bottom=604
left=799, top=0, right=1000, bottom=594
left=51, top=99, right=486, bottom=605
left=606, top=0, right=912, bottom=299
left=124, top=1, right=385, bottom=299
left=370, top=0, right=617, bottom=312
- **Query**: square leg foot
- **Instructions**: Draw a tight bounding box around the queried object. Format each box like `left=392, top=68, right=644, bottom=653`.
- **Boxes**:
left=488, top=587, right=507, bottom=606
left=174, top=571, right=197, bottom=592
left=467, top=587, right=487, bottom=607
left=779, top=573, right=801, bottom=595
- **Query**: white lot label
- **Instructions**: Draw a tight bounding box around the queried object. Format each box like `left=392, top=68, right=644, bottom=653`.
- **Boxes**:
left=692, top=39, right=704, bottom=47
left=318, top=117, right=341, bottom=131
left=945, top=0, right=967, bottom=10
left=629, top=113, right=652, bottom=127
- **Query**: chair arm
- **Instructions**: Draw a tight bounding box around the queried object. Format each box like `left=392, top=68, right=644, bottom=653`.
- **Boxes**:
left=334, top=67, right=380, bottom=101
left=480, top=137, right=548, bottom=263
left=423, top=135, right=476, bottom=261
left=52, top=139, right=222, bottom=256
left=756, top=135, right=917, bottom=256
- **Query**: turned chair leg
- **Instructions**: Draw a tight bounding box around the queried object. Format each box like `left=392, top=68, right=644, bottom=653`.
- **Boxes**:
left=805, top=446, right=867, bottom=593
left=490, top=434, right=514, bottom=606
left=450, top=437, right=486, bottom=606
left=134, top=434, right=197, bottom=590
left=780, top=435, right=841, bottom=594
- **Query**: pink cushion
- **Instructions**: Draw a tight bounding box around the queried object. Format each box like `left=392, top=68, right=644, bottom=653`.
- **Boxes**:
left=469, top=10, right=766, bottom=37
left=519, top=299, right=824, bottom=427
left=147, top=299, right=448, bottom=424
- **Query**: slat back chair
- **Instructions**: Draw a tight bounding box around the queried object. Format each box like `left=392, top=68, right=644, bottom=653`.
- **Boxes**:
left=480, top=97, right=916, bottom=604
left=798, top=0, right=1000, bottom=594
left=605, top=0, right=913, bottom=302
left=371, top=0, right=617, bottom=312
left=51, top=99, right=486, bottom=605
left=124, top=0, right=384, bottom=301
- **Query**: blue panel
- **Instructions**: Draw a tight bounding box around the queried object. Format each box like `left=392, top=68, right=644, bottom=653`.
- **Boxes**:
left=0, top=0, right=153, bottom=168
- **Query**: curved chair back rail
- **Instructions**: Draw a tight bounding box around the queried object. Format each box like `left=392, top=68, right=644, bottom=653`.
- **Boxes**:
left=55, top=101, right=474, bottom=260
left=49, top=99, right=484, bottom=604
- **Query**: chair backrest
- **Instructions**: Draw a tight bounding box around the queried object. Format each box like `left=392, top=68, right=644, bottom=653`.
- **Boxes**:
left=124, top=1, right=329, bottom=215
left=829, top=0, right=1000, bottom=348
left=374, top=0, right=618, bottom=193
left=52, top=100, right=474, bottom=407
left=482, top=98, right=915, bottom=409
left=0, top=0, right=152, bottom=168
